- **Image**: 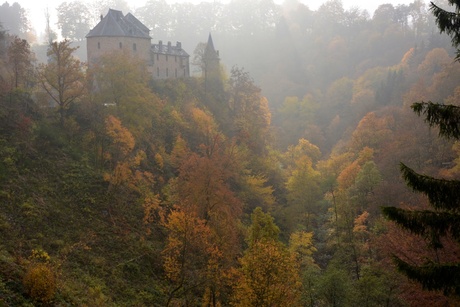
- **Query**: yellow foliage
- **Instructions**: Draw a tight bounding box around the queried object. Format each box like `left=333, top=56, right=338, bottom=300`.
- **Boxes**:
left=29, top=248, right=51, bottom=263
left=132, top=150, right=146, bottom=166
left=233, top=240, right=301, bottom=306
left=23, top=263, right=56, bottom=303
left=104, top=162, right=131, bottom=186
left=170, top=135, right=189, bottom=167
left=105, top=115, right=135, bottom=157
left=162, top=208, right=214, bottom=283
left=190, top=107, right=218, bottom=137
left=285, top=138, right=321, bottom=168
left=243, top=174, right=275, bottom=208
left=154, top=152, right=164, bottom=169
left=289, top=231, right=317, bottom=259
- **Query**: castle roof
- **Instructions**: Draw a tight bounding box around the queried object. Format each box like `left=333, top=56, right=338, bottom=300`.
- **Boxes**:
left=86, top=9, right=151, bottom=39
left=151, top=41, right=189, bottom=57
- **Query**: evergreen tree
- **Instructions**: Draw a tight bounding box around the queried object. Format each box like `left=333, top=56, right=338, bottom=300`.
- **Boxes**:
left=431, top=0, right=460, bottom=61
left=382, top=0, right=460, bottom=295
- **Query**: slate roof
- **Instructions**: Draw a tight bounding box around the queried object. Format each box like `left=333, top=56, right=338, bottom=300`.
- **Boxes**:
left=151, top=42, right=189, bottom=57
left=86, top=9, right=151, bottom=39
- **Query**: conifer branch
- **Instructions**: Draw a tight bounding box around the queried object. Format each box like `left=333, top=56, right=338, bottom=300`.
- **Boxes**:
left=381, top=206, right=460, bottom=247
left=411, top=102, right=460, bottom=139
left=392, top=256, right=460, bottom=295
left=400, top=163, right=460, bottom=212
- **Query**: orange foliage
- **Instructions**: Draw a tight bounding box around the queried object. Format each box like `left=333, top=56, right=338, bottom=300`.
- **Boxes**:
left=350, top=112, right=393, bottom=152
left=400, top=47, right=414, bottom=68
left=372, top=219, right=460, bottom=306
left=353, top=211, right=369, bottom=234
left=337, top=147, right=374, bottom=189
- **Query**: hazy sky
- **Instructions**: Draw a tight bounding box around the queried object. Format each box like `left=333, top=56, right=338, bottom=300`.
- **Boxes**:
left=15, top=0, right=416, bottom=38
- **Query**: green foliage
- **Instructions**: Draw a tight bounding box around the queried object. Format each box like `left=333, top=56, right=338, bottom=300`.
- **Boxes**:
left=351, top=265, right=398, bottom=307
left=317, top=265, right=352, bottom=307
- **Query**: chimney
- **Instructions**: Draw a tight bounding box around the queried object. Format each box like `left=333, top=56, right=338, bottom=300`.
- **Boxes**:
left=217, top=50, right=219, bottom=57
left=100, top=14, right=103, bottom=21
left=176, top=41, right=181, bottom=49
left=167, top=41, right=171, bottom=51
left=159, top=40, right=162, bottom=50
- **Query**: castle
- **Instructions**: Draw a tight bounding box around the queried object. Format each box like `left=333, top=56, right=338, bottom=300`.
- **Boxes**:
left=86, top=9, right=190, bottom=79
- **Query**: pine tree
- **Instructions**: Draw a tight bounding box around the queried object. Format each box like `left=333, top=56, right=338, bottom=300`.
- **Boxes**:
left=382, top=0, right=460, bottom=295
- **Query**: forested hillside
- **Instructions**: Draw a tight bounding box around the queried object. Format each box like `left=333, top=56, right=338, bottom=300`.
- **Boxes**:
left=1, top=0, right=460, bottom=306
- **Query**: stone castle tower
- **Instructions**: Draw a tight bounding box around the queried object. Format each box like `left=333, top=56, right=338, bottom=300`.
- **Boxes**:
left=86, top=9, right=190, bottom=79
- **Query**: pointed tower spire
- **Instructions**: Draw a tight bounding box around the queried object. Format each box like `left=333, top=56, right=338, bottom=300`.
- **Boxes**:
left=202, top=32, right=222, bottom=92
left=205, top=32, right=219, bottom=60
left=207, top=33, right=215, bottom=52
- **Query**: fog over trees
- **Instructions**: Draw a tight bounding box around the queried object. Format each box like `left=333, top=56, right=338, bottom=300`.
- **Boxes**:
left=1, top=0, right=460, bottom=305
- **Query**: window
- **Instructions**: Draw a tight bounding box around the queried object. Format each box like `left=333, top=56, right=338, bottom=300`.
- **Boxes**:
left=97, top=42, right=100, bottom=49
left=133, top=43, right=136, bottom=51
left=119, top=42, right=122, bottom=49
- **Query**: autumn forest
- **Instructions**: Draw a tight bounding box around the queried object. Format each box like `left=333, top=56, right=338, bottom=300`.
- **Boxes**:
left=1, top=0, right=460, bottom=306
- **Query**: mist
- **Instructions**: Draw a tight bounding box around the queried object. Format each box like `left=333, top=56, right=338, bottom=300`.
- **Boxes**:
left=1, top=0, right=459, bottom=305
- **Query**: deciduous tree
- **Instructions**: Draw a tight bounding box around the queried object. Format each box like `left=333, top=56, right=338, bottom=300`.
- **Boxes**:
left=56, top=1, right=91, bottom=41
left=38, top=40, right=85, bottom=125
left=233, top=207, right=301, bottom=306
left=162, top=207, right=217, bottom=306
left=7, top=36, right=33, bottom=89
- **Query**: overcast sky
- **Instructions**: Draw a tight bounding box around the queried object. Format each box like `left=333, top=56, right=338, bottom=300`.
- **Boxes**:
left=15, top=0, right=417, bottom=37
